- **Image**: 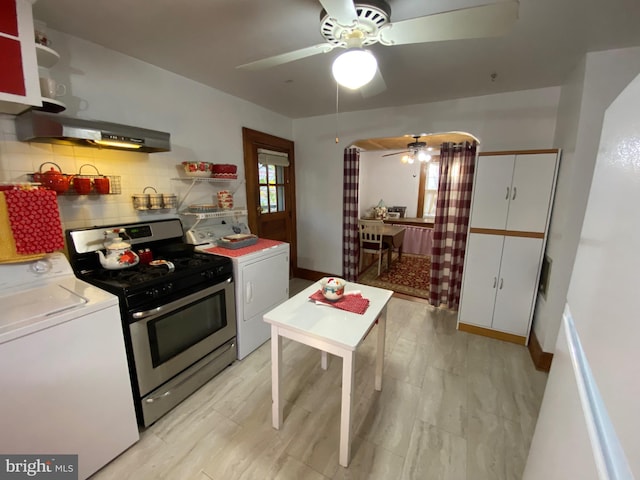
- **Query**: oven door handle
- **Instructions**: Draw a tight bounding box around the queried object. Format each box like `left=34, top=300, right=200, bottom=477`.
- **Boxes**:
left=132, top=306, right=164, bottom=320
left=131, top=275, right=233, bottom=320
left=144, top=340, right=236, bottom=404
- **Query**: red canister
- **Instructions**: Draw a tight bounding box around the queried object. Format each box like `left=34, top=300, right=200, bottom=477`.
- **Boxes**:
left=138, top=248, right=153, bottom=265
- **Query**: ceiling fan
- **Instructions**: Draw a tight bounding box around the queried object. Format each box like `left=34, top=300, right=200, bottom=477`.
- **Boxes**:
left=382, top=134, right=432, bottom=163
left=237, top=0, right=519, bottom=93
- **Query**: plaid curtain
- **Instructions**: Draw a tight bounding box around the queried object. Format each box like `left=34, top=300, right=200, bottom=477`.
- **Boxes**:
left=343, top=147, right=360, bottom=281
left=429, top=142, right=476, bottom=309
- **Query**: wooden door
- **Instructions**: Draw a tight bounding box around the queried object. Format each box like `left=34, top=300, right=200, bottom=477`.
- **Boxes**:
left=469, top=155, right=515, bottom=230
left=242, top=127, right=297, bottom=274
left=506, top=153, right=558, bottom=233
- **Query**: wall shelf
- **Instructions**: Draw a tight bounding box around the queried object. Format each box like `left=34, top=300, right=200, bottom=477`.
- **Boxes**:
left=171, top=177, right=245, bottom=212
left=180, top=209, right=248, bottom=219
left=35, top=44, right=60, bottom=69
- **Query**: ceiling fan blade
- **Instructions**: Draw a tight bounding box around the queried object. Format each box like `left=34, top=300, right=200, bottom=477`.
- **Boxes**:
left=382, top=150, right=410, bottom=157
left=360, top=67, right=387, bottom=98
left=318, top=0, right=358, bottom=26
left=237, top=43, right=336, bottom=70
left=379, top=1, right=519, bottom=46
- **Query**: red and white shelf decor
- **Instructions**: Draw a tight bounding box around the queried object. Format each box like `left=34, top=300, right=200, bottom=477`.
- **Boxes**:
left=211, top=173, right=238, bottom=179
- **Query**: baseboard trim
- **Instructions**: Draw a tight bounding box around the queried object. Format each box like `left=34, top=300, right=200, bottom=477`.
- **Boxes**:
left=527, top=328, right=553, bottom=372
left=293, top=267, right=332, bottom=282
left=458, top=323, right=527, bottom=345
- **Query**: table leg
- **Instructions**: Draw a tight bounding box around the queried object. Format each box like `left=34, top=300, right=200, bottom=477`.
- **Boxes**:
left=398, top=243, right=403, bottom=262
left=271, top=325, right=283, bottom=430
left=321, top=350, right=328, bottom=370
left=375, top=307, right=387, bottom=391
left=339, top=350, right=355, bottom=467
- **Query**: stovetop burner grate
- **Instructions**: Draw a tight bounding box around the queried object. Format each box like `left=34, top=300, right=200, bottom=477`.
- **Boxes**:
left=80, top=253, right=230, bottom=290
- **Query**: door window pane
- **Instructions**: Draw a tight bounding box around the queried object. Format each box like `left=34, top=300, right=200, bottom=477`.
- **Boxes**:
left=259, top=163, right=286, bottom=213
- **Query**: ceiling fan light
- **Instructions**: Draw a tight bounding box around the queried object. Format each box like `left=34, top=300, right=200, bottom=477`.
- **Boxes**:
left=417, top=150, right=431, bottom=162
left=332, top=49, right=377, bottom=90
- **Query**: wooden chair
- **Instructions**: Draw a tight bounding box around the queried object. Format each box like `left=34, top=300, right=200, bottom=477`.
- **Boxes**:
left=358, top=219, right=390, bottom=276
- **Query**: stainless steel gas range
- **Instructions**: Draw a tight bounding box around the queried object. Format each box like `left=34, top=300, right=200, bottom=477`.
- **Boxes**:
left=66, top=219, right=236, bottom=427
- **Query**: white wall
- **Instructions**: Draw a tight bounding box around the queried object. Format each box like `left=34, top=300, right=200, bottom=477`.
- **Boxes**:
left=532, top=46, right=640, bottom=352
left=292, top=88, right=561, bottom=274
left=359, top=151, right=422, bottom=218
left=0, top=29, right=292, bottom=231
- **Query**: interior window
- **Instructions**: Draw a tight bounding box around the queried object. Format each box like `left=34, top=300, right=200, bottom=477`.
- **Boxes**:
left=417, top=158, right=439, bottom=219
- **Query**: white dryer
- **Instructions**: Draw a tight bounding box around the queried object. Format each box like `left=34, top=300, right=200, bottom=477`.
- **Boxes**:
left=191, top=223, right=289, bottom=360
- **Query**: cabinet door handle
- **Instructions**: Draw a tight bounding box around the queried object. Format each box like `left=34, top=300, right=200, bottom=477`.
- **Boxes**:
left=493, top=277, right=497, bottom=288
left=499, top=278, right=504, bottom=289
left=505, top=187, right=510, bottom=200
left=512, top=186, right=517, bottom=200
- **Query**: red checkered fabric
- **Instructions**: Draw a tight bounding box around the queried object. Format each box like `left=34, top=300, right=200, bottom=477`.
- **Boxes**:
left=429, top=142, right=476, bottom=309
left=342, top=147, right=360, bottom=282
left=309, top=290, right=370, bottom=315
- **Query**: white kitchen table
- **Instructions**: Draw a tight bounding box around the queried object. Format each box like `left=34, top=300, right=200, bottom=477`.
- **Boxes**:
left=263, top=280, right=393, bottom=467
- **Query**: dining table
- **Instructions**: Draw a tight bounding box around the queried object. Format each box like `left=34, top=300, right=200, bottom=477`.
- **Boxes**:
left=381, top=224, right=406, bottom=270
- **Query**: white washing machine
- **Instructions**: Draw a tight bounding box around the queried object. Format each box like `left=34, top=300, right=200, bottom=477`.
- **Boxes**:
left=189, top=223, right=290, bottom=360
left=0, top=252, right=139, bottom=480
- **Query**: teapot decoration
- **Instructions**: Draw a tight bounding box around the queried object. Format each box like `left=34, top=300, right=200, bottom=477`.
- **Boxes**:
left=96, top=228, right=139, bottom=270
left=33, top=162, right=70, bottom=194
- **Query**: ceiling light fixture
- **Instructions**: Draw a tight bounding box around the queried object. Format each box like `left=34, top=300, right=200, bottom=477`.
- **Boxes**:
left=332, top=31, right=377, bottom=90
left=383, top=134, right=432, bottom=164
left=400, top=148, right=431, bottom=164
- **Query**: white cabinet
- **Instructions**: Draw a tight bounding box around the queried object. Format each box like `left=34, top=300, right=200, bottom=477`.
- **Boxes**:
left=458, top=150, right=560, bottom=344
left=470, top=153, right=558, bottom=233
left=0, top=0, right=41, bottom=114
left=459, top=233, right=543, bottom=337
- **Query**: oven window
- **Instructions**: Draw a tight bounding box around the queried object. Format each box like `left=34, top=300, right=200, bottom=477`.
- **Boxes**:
left=148, top=290, right=227, bottom=367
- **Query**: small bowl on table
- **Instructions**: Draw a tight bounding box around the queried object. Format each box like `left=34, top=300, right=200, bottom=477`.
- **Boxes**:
left=320, top=277, right=346, bottom=302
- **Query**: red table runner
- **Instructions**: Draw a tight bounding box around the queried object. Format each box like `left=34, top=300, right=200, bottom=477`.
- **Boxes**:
left=309, top=290, right=370, bottom=315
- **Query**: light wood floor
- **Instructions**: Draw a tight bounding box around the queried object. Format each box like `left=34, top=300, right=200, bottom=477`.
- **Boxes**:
left=91, top=282, right=547, bottom=480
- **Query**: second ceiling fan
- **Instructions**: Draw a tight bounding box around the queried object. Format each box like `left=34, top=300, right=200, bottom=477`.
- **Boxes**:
left=237, top=0, right=519, bottom=93
left=382, top=134, right=433, bottom=163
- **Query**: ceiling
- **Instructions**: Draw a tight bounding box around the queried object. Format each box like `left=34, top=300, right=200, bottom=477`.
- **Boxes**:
left=33, top=0, right=640, bottom=119
left=353, top=132, right=477, bottom=151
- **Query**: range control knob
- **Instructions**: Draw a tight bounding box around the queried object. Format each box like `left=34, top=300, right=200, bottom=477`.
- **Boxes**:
left=147, top=288, right=160, bottom=299
left=202, top=269, right=216, bottom=280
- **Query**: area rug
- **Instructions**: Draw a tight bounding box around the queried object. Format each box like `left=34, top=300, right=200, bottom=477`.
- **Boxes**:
left=358, top=253, right=431, bottom=300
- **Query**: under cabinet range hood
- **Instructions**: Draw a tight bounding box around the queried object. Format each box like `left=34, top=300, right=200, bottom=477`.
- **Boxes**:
left=15, top=110, right=171, bottom=153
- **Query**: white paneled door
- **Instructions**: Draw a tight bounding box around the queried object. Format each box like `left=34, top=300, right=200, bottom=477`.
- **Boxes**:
left=469, top=155, right=514, bottom=230
left=491, top=236, right=544, bottom=336
left=457, top=233, right=503, bottom=329
left=506, top=153, right=558, bottom=233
